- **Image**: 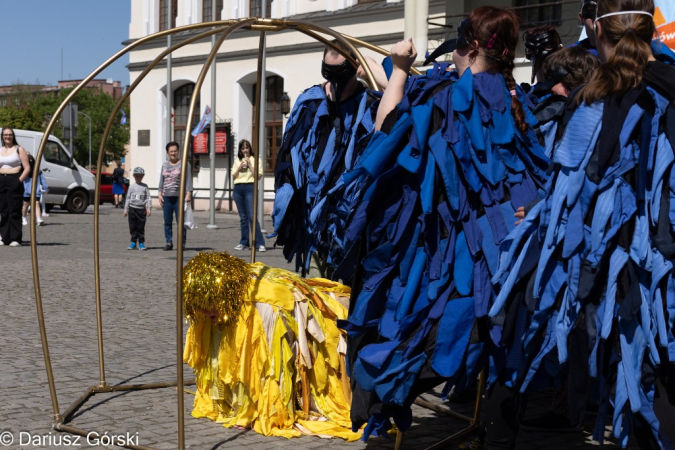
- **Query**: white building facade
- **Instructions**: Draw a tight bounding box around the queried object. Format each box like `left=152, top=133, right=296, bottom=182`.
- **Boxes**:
left=125, top=0, right=581, bottom=212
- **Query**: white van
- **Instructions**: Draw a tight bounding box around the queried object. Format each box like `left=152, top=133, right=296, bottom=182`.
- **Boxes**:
left=13, top=129, right=95, bottom=214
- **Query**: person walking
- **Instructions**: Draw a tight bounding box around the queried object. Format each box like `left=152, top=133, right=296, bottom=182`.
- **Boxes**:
left=112, top=161, right=125, bottom=208
left=22, top=170, right=48, bottom=226
left=0, top=127, right=31, bottom=246
left=158, top=141, right=192, bottom=251
left=123, top=167, right=151, bottom=251
left=232, top=139, right=265, bottom=252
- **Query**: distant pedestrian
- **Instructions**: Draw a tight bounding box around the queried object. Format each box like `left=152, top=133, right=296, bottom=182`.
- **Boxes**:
left=232, top=139, right=265, bottom=252
left=112, top=161, right=125, bottom=208
left=123, top=167, right=151, bottom=251
left=158, top=141, right=192, bottom=251
left=0, top=127, right=31, bottom=247
left=22, top=171, right=48, bottom=226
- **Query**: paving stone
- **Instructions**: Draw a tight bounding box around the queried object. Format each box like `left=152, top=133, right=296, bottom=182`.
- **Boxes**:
left=0, top=206, right=637, bottom=449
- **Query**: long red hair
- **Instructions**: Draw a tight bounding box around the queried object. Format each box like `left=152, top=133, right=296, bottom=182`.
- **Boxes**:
left=464, top=6, right=528, bottom=134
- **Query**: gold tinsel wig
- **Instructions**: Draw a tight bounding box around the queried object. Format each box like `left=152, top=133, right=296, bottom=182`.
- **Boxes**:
left=182, top=251, right=251, bottom=325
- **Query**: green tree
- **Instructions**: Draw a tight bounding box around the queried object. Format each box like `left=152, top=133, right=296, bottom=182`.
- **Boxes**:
left=0, top=83, right=129, bottom=167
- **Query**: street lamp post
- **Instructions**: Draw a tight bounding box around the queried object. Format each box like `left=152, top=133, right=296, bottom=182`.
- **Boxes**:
left=77, top=111, right=92, bottom=170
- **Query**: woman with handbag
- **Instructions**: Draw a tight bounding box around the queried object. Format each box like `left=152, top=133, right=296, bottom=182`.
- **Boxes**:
left=0, top=127, right=32, bottom=246
left=158, top=141, right=192, bottom=251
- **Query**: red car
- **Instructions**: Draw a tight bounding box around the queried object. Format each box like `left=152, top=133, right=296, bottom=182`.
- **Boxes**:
left=90, top=171, right=128, bottom=205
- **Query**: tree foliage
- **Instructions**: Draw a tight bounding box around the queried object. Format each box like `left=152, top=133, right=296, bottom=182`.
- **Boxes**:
left=0, top=84, right=129, bottom=167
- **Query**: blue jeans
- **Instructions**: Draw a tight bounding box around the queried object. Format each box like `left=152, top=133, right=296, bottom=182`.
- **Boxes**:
left=162, top=196, right=186, bottom=245
left=233, top=183, right=265, bottom=248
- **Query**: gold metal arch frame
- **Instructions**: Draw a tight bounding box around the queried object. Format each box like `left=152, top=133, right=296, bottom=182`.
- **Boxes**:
left=27, top=17, right=423, bottom=450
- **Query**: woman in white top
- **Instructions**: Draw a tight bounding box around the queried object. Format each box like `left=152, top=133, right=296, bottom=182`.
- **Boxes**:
left=0, top=128, right=31, bottom=246
left=231, top=139, right=266, bottom=252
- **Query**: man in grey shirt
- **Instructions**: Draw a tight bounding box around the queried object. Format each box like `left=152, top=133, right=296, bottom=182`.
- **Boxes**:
left=123, top=167, right=152, bottom=250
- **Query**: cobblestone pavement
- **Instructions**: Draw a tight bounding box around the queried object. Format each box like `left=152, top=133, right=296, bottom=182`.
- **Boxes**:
left=1, top=205, right=633, bottom=449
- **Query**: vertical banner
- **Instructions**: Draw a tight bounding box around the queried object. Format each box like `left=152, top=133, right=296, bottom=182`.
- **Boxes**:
left=655, top=0, right=675, bottom=48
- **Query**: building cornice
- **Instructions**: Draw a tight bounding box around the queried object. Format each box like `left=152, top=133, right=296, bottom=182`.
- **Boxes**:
left=123, top=1, right=445, bottom=52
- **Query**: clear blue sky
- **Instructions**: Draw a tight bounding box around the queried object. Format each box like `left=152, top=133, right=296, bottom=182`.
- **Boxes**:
left=1, top=1, right=130, bottom=87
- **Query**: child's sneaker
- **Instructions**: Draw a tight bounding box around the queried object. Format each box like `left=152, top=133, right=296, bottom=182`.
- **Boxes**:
left=128, top=242, right=137, bottom=250
left=139, top=243, right=147, bottom=251
left=22, top=217, right=27, bottom=226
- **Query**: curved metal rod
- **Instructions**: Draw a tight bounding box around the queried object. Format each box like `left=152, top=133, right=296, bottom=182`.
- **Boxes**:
left=91, top=24, right=233, bottom=390
left=28, top=18, right=237, bottom=424
left=289, top=20, right=377, bottom=90
left=176, top=18, right=257, bottom=449
left=340, top=33, right=423, bottom=76
left=250, top=31, right=266, bottom=263
left=296, top=28, right=360, bottom=70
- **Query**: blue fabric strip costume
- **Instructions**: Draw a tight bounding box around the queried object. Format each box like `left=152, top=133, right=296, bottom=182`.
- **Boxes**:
left=341, top=64, right=550, bottom=438
left=272, top=84, right=379, bottom=276
left=491, top=57, right=675, bottom=448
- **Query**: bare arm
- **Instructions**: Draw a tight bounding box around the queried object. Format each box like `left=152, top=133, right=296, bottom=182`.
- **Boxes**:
left=375, top=39, right=417, bottom=131
left=357, top=55, right=389, bottom=92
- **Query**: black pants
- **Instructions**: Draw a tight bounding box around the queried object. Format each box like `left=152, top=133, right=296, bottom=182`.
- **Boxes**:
left=483, top=379, right=528, bottom=450
left=0, top=173, right=24, bottom=244
left=128, top=207, right=147, bottom=243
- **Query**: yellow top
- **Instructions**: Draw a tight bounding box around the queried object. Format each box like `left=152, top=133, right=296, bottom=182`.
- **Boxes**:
left=232, top=157, right=263, bottom=184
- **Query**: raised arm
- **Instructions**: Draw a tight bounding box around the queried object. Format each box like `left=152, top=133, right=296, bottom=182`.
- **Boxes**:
left=357, top=55, right=389, bottom=92
left=375, top=39, right=417, bottom=131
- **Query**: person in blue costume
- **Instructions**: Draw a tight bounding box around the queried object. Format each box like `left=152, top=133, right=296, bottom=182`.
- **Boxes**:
left=523, top=26, right=563, bottom=90
left=491, top=0, right=675, bottom=447
left=271, top=40, right=381, bottom=278
left=338, top=6, right=551, bottom=440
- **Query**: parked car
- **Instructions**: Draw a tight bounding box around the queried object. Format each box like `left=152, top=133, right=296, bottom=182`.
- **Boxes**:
left=90, top=171, right=129, bottom=205
left=14, top=129, right=95, bottom=214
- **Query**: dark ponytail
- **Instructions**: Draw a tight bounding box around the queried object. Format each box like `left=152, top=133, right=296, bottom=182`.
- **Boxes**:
left=577, top=0, right=655, bottom=105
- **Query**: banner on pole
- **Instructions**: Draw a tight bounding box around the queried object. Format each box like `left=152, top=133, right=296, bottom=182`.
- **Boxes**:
left=191, top=105, right=212, bottom=136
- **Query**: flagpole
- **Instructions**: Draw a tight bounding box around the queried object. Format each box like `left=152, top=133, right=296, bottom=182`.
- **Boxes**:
left=207, top=0, right=218, bottom=230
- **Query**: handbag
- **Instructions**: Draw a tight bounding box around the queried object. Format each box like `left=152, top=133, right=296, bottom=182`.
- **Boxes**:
left=184, top=203, right=196, bottom=230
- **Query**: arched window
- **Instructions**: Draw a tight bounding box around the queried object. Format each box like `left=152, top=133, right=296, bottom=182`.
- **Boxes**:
left=174, top=83, right=201, bottom=172
left=252, top=75, right=284, bottom=173
left=203, top=0, right=223, bottom=21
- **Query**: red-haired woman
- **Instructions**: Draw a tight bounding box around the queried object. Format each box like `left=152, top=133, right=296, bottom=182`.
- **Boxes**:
left=340, top=6, right=550, bottom=441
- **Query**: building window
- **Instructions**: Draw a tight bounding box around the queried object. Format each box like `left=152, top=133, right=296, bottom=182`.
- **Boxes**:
left=250, top=0, right=272, bottom=18
left=203, top=0, right=223, bottom=21
left=174, top=83, right=201, bottom=172
left=160, top=0, right=178, bottom=30
left=252, top=75, right=284, bottom=173
left=516, top=0, right=562, bottom=27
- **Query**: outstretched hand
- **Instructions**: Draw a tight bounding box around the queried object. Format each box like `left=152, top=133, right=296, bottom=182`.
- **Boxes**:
left=390, top=38, right=417, bottom=73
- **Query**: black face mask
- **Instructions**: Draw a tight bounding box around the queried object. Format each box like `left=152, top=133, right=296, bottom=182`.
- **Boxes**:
left=321, top=59, right=357, bottom=87
left=423, top=18, right=472, bottom=66
left=524, top=29, right=561, bottom=84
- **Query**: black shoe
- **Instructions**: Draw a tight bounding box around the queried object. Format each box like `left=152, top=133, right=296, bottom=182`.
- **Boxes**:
left=164, top=243, right=173, bottom=251
left=519, top=411, right=582, bottom=433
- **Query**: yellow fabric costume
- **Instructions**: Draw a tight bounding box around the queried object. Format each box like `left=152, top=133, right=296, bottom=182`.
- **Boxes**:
left=183, top=255, right=360, bottom=441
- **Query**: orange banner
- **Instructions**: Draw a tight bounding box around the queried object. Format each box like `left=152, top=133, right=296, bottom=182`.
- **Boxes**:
left=655, top=2, right=675, bottom=48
